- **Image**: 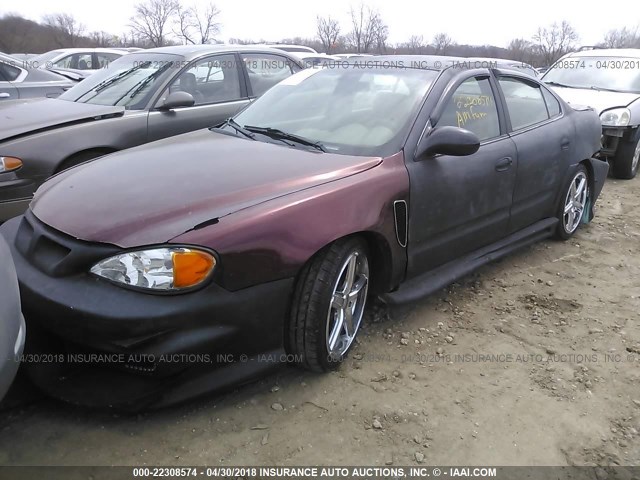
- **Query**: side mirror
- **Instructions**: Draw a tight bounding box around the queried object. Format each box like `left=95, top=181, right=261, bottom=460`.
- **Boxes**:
left=157, top=91, right=195, bottom=111
left=416, top=126, right=481, bottom=159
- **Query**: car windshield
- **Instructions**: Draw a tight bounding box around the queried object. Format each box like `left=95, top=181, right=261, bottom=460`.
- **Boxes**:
left=58, top=53, right=181, bottom=109
left=543, top=56, right=640, bottom=93
left=232, top=66, right=438, bottom=156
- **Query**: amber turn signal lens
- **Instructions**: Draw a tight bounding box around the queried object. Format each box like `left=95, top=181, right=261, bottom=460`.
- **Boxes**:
left=172, top=250, right=216, bottom=288
left=0, top=156, right=22, bottom=173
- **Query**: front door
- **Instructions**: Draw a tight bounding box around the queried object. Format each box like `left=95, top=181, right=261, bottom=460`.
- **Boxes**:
left=147, top=53, right=250, bottom=142
left=406, top=75, right=518, bottom=276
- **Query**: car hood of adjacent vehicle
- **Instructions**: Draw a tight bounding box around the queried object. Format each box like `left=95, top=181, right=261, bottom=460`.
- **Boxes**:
left=31, top=129, right=382, bottom=247
left=0, top=98, right=124, bottom=143
left=548, top=85, right=640, bottom=115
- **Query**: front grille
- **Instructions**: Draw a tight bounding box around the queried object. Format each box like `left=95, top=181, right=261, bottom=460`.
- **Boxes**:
left=15, top=210, right=120, bottom=277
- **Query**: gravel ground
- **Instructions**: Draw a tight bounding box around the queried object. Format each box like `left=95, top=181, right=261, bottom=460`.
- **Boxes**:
left=1, top=176, right=639, bottom=467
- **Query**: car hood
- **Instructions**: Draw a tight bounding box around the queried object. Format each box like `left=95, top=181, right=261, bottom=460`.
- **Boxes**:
left=0, top=98, right=125, bottom=142
left=31, top=130, right=382, bottom=247
left=548, top=86, right=640, bottom=114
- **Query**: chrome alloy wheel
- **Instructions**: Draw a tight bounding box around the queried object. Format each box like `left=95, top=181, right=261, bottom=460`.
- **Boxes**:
left=563, top=171, right=588, bottom=234
left=325, top=251, right=369, bottom=359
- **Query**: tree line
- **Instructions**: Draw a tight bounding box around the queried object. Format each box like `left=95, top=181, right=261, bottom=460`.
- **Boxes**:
left=1, top=1, right=639, bottom=68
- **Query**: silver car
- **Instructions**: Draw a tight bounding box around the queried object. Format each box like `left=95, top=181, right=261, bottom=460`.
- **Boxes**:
left=0, top=53, right=76, bottom=101
left=0, top=45, right=303, bottom=221
left=0, top=235, right=24, bottom=401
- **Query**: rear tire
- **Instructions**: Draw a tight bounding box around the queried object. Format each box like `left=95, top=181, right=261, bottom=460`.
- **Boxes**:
left=555, top=165, right=589, bottom=240
left=287, top=237, right=370, bottom=372
left=612, top=133, right=640, bottom=180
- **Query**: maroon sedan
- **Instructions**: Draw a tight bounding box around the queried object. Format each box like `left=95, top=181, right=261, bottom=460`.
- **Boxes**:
left=1, top=58, right=608, bottom=408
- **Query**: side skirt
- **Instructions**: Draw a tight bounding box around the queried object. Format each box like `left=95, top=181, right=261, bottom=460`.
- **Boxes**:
left=380, top=218, right=558, bottom=305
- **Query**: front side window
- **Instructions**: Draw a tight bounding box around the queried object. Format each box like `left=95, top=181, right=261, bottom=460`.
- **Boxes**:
left=436, top=77, right=500, bottom=141
left=499, top=77, right=550, bottom=130
left=166, top=54, right=241, bottom=106
left=241, top=54, right=299, bottom=96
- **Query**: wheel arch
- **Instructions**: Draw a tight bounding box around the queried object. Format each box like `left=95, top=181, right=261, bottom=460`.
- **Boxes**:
left=54, top=147, right=119, bottom=173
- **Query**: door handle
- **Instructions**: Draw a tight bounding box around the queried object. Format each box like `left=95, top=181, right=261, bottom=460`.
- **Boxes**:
left=561, top=141, right=571, bottom=151
left=0, top=93, right=11, bottom=99
left=495, top=157, right=513, bottom=172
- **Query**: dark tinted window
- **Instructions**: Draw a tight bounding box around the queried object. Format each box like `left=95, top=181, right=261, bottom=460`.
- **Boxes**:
left=0, top=62, right=21, bottom=81
left=542, top=87, right=561, bottom=117
left=241, top=53, right=298, bottom=96
left=499, top=77, right=550, bottom=130
left=437, top=76, right=500, bottom=141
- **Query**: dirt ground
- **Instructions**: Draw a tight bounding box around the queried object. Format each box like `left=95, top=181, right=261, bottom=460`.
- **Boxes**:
left=1, top=175, right=639, bottom=468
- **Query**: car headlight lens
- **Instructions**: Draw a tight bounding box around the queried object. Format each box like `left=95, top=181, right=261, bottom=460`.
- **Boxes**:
left=0, top=156, right=23, bottom=173
left=600, top=108, right=631, bottom=127
left=90, top=247, right=216, bottom=291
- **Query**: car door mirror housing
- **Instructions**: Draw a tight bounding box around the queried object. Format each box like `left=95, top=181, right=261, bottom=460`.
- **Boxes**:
left=416, top=126, right=481, bottom=159
left=157, top=91, right=195, bottom=110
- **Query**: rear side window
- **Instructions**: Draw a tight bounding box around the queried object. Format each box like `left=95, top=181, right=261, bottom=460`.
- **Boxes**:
left=0, top=62, right=21, bottom=81
left=241, top=53, right=299, bottom=97
left=498, top=77, right=550, bottom=130
left=436, top=76, right=500, bottom=141
left=542, top=87, right=561, bottom=117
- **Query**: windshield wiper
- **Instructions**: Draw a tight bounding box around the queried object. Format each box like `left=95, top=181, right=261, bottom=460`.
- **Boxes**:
left=94, top=65, right=146, bottom=92
left=589, top=85, right=629, bottom=93
left=243, top=126, right=326, bottom=152
left=214, top=118, right=256, bottom=139
left=545, top=81, right=576, bottom=89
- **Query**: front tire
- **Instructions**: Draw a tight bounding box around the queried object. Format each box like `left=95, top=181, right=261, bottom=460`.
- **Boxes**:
left=555, top=165, right=589, bottom=240
left=288, top=238, right=370, bottom=372
left=612, top=133, right=640, bottom=180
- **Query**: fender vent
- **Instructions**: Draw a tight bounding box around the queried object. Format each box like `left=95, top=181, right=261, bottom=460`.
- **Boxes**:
left=393, top=200, right=408, bottom=247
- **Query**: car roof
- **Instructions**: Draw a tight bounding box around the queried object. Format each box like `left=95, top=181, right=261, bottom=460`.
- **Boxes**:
left=141, top=44, right=301, bottom=60
left=566, top=48, right=640, bottom=58
left=369, top=55, right=539, bottom=74
left=39, top=48, right=126, bottom=56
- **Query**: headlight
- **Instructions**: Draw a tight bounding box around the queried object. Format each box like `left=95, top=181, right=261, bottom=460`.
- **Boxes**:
left=600, top=108, right=631, bottom=127
left=0, top=156, right=22, bottom=173
left=90, top=247, right=216, bottom=292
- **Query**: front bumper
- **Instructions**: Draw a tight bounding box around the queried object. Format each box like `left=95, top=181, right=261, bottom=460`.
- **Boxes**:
left=0, top=214, right=294, bottom=409
left=600, top=125, right=637, bottom=158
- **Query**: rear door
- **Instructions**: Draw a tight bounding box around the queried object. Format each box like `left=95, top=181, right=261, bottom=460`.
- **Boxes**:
left=495, top=73, right=568, bottom=231
left=147, top=53, right=250, bottom=142
left=0, top=62, right=22, bottom=100
left=406, top=74, right=518, bottom=276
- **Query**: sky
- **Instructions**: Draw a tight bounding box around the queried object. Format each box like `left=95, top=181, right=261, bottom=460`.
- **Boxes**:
left=2, top=0, right=640, bottom=48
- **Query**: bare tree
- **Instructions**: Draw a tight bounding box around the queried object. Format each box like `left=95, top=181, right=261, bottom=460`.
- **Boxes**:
left=42, top=13, right=86, bottom=47
left=507, top=38, right=534, bottom=63
left=532, top=20, right=578, bottom=65
left=432, top=32, right=453, bottom=55
left=348, top=4, right=387, bottom=53
left=407, top=35, right=426, bottom=54
left=316, top=15, right=340, bottom=54
left=130, top=0, right=179, bottom=47
left=174, top=2, right=220, bottom=44
left=602, top=26, right=640, bottom=48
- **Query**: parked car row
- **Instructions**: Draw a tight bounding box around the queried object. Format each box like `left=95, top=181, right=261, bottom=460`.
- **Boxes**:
left=0, top=52, right=610, bottom=408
